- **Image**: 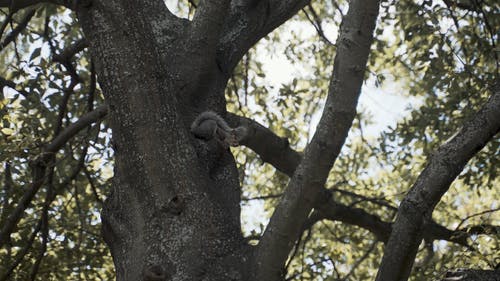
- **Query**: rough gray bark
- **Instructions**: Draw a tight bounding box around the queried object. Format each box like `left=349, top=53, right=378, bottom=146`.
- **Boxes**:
left=252, top=0, right=381, bottom=279
left=375, top=81, right=500, bottom=281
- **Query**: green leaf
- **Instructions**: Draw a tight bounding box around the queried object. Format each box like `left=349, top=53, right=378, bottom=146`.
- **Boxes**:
left=30, top=47, right=42, bottom=61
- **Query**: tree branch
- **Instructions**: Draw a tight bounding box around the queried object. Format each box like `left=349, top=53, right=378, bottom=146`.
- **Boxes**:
left=441, top=269, right=500, bottom=281
left=191, top=0, right=230, bottom=51
left=227, top=113, right=301, bottom=176
left=0, top=8, right=35, bottom=52
left=376, top=81, right=500, bottom=281
left=228, top=82, right=489, bottom=254
left=458, top=224, right=499, bottom=236
left=0, top=75, right=31, bottom=98
left=216, top=0, right=312, bottom=74
left=252, top=1, right=381, bottom=279
left=45, top=105, right=108, bottom=153
left=302, top=4, right=334, bottom=45
left=314, top=196, right=392, bottom=243
left=0, top=105, right=108, bottom=249
left=52, top=38, right=88, bottom=63
left=313, top=195, right=492, bottom=249
left=188, top=0, right=232, bottom=76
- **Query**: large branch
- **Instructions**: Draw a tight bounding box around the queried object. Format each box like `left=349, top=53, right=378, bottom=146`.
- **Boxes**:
left=441, top=269, right=500, bottom=281
left=252, top=1, right=381, bottom=279
left=314, top=194, right=392, bottom=243
left=0, top=105, right=107, bottom=248
left=313, top=195, right=477, bottom=248
left=186, top=0, right=232, bottom=80
left=375, top=82, right=500, bottom=281
left=216, top=0, right=311, bottom=74
left=227, top=113, right=301, bottom=175
left=233, top=87, right=499, bottom=275
left=191, top=0, right=230, bottom=52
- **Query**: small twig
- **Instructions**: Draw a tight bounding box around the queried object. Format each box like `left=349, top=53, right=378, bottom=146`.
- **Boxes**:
left=0, top=8, right=35, bottom=52
left=302, top=4, right=333, bottom=45
left=343, top=241, right=377, bottom=280
left=241, top=193, right=283, bottom=201
left=455, top=207, right=500, bottom=230
left=0, top=219, right=43, bottom=281
left=329, top=187, right=398, bottom=211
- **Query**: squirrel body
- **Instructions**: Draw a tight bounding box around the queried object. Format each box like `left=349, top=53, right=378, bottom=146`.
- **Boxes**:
left=191, top=111, right=247, bottom=147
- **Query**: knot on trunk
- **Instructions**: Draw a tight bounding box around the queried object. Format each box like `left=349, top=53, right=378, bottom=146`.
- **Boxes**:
left=143, top=264, right=168, bottom=281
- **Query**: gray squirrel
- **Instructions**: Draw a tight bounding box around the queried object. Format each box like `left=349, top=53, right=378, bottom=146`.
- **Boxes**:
left=190, top=111, right=248, bottom=147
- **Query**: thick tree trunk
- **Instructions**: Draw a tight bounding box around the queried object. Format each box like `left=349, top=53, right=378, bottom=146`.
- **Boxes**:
left=75, top=1, right=248, bottom=280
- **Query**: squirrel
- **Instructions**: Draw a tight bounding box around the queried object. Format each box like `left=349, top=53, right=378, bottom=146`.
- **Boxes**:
left=190, top=111, right=248, bottom=148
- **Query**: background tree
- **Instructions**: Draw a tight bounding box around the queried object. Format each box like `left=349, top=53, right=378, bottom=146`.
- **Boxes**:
left=0, top=0, right=498, bottom=281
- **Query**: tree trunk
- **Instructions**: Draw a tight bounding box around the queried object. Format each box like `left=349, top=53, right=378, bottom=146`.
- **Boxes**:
left=75, top=1, right=249, bottom=280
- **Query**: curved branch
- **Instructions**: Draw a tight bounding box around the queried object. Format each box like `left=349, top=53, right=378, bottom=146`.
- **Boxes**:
left=315, top=199, right=392, bottom=243
left=302, top=4, right=334, bottom=45
left=216, top=0, right=312, bottom=74
left=0, top=8, right=35, bottom=52
left=376, top=81, right=500, bottom=281
left=45, top=105, right=108, bottom=153
left=312, top=196, right=488, bottom=248
left=52, top=38, right=88, bottom=63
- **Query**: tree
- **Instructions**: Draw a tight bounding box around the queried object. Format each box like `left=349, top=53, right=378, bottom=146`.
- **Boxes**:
left=0, top=0, right=498, bottom=280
